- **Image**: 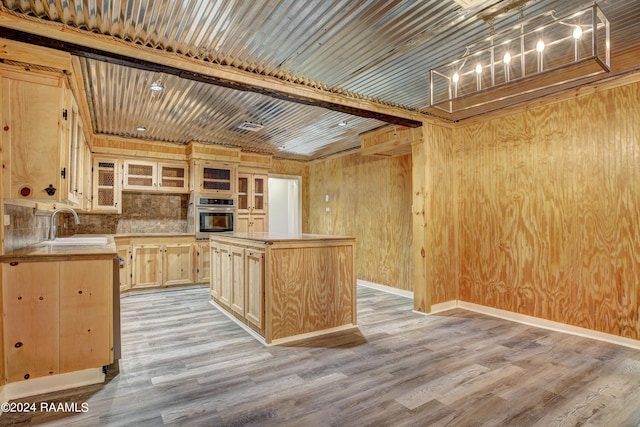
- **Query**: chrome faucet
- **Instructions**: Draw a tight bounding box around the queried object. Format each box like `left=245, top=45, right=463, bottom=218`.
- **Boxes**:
left=49, top=207, right=80, bottom=240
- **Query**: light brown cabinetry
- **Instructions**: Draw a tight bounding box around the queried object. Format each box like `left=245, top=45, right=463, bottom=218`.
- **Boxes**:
left=209, top=240, right=265, bottom=332
left=2, top=259, right=113, bottom=383
left=131, top=244, right=163, bottom=289
left=163, top=243, right=193, bottom=286
left=210, top=233, right=356, bottom=344
left=245, top=249, right=265, bottom=329
left=62, top=89, right=91, bottom=207
left=237, top=172, right=268, bottom=233
left=92, top=157, right=122, bottom=213
left=1, top=67, right=67, bottom=202
left=194, top=241, right=210, bottom=283
left=119, top=236, right=198, bottom=291
left=59, top=260, right=112, bottom=373
left=192, top=160, right=236, bottom=194
left=123, top=160, right=188, bottom=193
left=3, top=262, right=59, bottom=382
left=230, top=246, right=245, bottom=315
left=117, top=245, right=131, bottom=292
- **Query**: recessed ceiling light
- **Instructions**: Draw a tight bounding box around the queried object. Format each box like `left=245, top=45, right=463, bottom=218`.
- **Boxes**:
left=136, top=126, right=147, bottom=131
left=277, top=146, right=285, bottom=151
left=338, top=120, right=347, bottom=126
left=149, top=81, right=165, bottom=92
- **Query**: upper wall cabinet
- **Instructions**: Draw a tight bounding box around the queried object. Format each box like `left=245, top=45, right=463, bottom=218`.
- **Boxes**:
left=63, top=89, right=92, bottom=207
left=123, top=160, right=188, bottom=193
left=191, top=160, right=236, bottom=195
left=0, top=64, right=91, bottom=206
left=1, top=65, right=68, bottom=202
left=92, top=157, right=122, bottom=213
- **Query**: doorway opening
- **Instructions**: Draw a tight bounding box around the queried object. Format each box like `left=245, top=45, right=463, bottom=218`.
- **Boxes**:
left=268, top=175, right=301, bottom=234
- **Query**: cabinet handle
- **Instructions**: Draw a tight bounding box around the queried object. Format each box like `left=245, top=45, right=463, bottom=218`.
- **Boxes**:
left=61, top=167, right=66, bottom=179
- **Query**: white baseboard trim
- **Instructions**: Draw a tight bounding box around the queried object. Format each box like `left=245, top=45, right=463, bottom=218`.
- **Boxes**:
left=357, top=280, right=413, bottom=299
left=416, top=299, right=640, bottom=350
left=1, top=368, right=105, bottom=402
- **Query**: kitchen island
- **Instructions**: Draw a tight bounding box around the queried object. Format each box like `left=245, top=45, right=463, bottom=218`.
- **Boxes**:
left=209, top=232, right=357, bottom=345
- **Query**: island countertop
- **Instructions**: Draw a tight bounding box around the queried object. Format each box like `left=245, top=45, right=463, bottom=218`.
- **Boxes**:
left=209, top=232, right=355, bottom=244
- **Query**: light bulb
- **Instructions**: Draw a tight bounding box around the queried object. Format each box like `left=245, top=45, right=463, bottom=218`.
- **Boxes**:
left=452, top=72, right=460, bottom=83
left=573, top=26, right=583, bottom=40
left=536, top=40, right=545, bottom=53
left=475, top=64, right=482, bottom=74
left=503, top=52, right=511, bottom=64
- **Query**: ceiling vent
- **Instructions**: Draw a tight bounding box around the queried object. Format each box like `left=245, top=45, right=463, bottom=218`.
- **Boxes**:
left=237, top=121, right=264, bottom=132
left=452, top=0, right=488, bottom=9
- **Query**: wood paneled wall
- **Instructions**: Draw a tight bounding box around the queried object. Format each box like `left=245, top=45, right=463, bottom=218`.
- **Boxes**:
left=455, top=81, right=640, bottom=339
left=308, top=153, right=413, bottom=291
left=421, top=124, right=458, bottom=307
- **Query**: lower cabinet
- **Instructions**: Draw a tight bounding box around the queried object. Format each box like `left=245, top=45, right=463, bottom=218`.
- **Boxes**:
left=163, top=243, right=193, bottom=287
left=245, top=248, right=265, bottom=329
left=194, top=241, right=210, bottom=283
left=131, top=244, right=163, bottom=289
left=2, top=259, right=113, bottom=383
left=117, top=236, right=205, bottom=292
left=117, top=246, right=131, bottom=292
left=210, top=240, right=265, bottom=332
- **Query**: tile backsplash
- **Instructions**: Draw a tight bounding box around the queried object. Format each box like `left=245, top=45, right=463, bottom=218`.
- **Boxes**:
left=4, top=192, right=191, bottom=252
left=3, top=204, right=50, bottom=253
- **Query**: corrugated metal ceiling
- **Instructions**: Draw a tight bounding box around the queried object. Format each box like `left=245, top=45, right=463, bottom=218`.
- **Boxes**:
left=2, top=0, right=639, bottom=160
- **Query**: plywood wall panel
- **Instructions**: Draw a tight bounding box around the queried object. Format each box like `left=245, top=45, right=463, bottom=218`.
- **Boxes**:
left=423, top=124, right=458, bottom=306
left=456, top=82, right=640, bottom=339
left=309, top=153, right=412, bottom=291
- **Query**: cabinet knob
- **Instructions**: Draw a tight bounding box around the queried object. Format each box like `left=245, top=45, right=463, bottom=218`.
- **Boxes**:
left=14, top=342, right=23, bottom=348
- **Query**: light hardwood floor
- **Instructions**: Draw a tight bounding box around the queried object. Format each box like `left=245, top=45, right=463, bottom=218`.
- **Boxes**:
left=4, top=285, right=640, bottom=426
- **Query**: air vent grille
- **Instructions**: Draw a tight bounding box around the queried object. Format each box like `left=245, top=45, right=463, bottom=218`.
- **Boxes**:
left=237, top=121, right=264, bottom=132
left=452, top=0, right=487, bottom=9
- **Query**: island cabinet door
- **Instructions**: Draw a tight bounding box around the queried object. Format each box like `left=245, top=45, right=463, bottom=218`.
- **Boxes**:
left=210, top=242, right=222, bottom=299
left=230, top=246, right=245, bottom=315
left=3, top=262, right=60, bottom=383
left=218, top=244, right=232, bottom=307
left=245, top=249, right=265, bottom=329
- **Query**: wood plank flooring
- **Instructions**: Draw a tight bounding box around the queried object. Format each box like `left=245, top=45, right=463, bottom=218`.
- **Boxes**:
left=4, top=284, right=640, bottom=426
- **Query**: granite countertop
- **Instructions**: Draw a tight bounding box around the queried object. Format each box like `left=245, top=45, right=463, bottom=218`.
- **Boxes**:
left=114, top=232, right=195, bottom=238
left=1, top=234, right=117, bottom=263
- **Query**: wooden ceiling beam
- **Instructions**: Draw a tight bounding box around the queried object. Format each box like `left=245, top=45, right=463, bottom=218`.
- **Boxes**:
left=0, top=12, right=425, bottom=128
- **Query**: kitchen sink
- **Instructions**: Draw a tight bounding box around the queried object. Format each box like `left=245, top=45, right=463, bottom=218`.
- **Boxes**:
left=43, top=236, right=109, bottom=245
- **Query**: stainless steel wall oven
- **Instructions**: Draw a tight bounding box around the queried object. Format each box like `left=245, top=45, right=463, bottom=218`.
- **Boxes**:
left=195, top=196, right=235, bottom=239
